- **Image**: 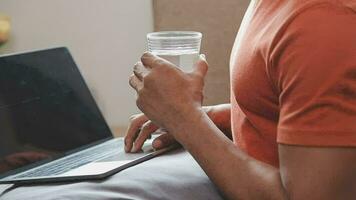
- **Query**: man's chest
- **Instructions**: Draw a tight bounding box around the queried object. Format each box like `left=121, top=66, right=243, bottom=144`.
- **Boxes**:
left=230, top=1, right=282, bottom=118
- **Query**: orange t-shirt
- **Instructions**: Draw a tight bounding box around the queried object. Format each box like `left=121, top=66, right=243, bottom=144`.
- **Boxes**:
left=230, top=0, right=356, bottom=167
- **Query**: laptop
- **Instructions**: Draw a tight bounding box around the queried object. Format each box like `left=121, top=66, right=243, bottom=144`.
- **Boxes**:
left=0, top=47, right=174, bottom=184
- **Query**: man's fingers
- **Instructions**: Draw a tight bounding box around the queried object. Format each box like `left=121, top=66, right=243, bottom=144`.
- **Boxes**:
left=132, top=121, right=158, bottom=152
left=133, top=61, right=148, bottom=81
left=141, top=52, right=171, bottom=69
left=152, top=133, right=177, bottom=150
left=124, top=114, right=148, bottom=152
left=129, top=74, right=143, bottom=91
left=193, top=54, right=208, bottom=78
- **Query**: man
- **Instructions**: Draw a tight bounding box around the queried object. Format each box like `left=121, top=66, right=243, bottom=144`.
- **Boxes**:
left=126, top=0, right=356, bottom=199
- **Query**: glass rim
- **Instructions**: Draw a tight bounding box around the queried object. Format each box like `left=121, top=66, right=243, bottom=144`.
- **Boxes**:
left=147, top=31, right=202, bottom=40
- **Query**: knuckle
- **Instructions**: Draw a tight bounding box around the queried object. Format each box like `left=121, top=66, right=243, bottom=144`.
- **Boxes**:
left=137, top=88, right=145, bottom=97
left=133, top=64, right=139, bottom=71
left=135, top=98, right=141, bottom=107
left=129, top=74, right=135, bottom=80
left=141, top=122, right=149, bottom=131
left=134, top=62, right=143, bottom=72
left=141, top=121, right=153, bottom=132
left=153, top=58, right=165, bottom=67
left=129, top=75, right=136, bottom=86
left=128, top=77, right=133, bottom=85
left=143, top=74, right=154, bottom=83
left=134, top=61, right=141, bottom=67
left=142, top=52, right=150, bottom=59
left=136, top=98, right=144, bottom=111
left=129, top=114, right=138, bottom=122
left=141, top=52, right=151, bottom=63
left=129, top=113, right=145, bottom=124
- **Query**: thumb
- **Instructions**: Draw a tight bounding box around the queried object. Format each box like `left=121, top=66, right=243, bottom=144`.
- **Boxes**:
left=152, top=133, right=177, bottom=150
left=193, top=54, right=208, bottom=77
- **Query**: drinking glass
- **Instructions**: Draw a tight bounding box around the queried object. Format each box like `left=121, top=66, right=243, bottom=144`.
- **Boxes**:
left=147, top=31, right=202, bottom=71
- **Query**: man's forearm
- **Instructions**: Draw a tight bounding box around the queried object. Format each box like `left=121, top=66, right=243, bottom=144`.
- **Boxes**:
left=173, top=111, right=287, bottom=200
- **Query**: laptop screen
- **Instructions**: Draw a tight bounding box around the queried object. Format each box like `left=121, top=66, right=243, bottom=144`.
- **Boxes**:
left=0, top=47, right=112, bottom=175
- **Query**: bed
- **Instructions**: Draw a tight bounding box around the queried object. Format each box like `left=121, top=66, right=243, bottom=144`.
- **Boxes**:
left=0, top=149, right=223, bottom=200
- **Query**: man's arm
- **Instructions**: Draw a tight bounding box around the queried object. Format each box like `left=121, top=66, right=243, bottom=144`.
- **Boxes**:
left=129, top=49, right=356, bottom=199
left=124, top=104, right=231, bottom=152
left=280, top=145, right=356, bottom=200
left=174, top=111, right=356, bottom=200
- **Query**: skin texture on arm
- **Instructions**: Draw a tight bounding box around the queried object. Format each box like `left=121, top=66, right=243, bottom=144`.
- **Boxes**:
left=128, top=52, right=356, bottom=200
left=280, top=145, right=356, bottom=200
left=172, top=109, right=356, bottom=200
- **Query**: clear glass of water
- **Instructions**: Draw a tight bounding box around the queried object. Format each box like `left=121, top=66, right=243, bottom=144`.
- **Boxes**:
left=147, top=31, right=202, bottom=72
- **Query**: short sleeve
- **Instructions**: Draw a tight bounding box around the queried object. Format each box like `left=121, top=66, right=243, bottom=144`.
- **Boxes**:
left=271, top=4, right=356, bottom=146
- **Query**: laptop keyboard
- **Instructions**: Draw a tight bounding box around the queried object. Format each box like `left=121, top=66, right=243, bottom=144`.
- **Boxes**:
left=14, top=138, right=124, bottom=178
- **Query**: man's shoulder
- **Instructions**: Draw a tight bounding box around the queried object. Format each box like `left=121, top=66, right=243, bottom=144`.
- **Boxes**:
left=275, top=0, right=356, bottom=46
left=290, top=0, right=355, bottom=25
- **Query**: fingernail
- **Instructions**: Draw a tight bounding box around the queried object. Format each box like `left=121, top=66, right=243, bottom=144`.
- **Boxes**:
left=153, top=139, right=162, bottom=149
left=143, top=51, right=153, bottom=57
left=200, top=54, right=206, bottom=60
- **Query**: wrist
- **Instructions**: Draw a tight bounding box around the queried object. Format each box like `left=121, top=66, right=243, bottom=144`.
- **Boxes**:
left=166, top=106, right=206, bottom=139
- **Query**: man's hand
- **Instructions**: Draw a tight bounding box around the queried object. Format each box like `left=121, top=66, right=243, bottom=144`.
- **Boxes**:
left=124, top=113, right=176, bottom=152
left=124, top=104, right=232, bottom=153
left=127, top=52, right=208, bottom=152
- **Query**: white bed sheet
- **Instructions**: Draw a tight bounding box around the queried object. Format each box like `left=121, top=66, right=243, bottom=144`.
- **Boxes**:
left=0, top=149, right=223, bottom=200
